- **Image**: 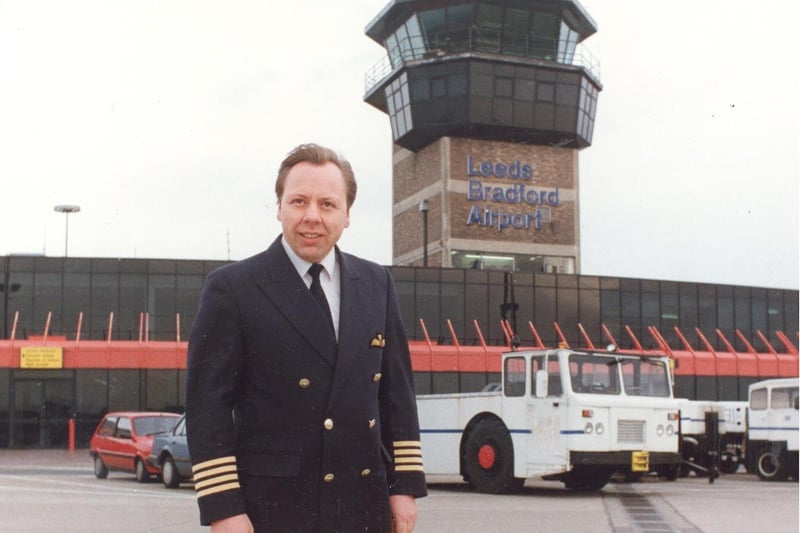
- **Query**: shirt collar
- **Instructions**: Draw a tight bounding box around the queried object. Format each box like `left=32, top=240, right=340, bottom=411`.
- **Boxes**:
left=281, top=236, right=337, bottom=279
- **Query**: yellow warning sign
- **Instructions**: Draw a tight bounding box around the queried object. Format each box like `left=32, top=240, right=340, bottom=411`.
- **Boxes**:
left=631, top=451, right=650, bottom=472
left=20, top=346, right=64, bottom=369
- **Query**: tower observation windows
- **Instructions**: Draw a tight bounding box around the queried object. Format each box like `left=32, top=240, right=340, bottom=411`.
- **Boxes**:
left=385, top=3, right=589, bottom=72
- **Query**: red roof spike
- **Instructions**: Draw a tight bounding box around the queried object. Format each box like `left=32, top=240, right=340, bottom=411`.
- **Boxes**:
left=577, top=323, right=596, bottom=350
left=715, top=329, right=738, bottom=354
left=553, top=322, right=569, bottom=348
left=528, top=321, right=545, bottom=349
left=601, top=324, right=618, bottom=347
left=775, top=330, right=798, bottom=356
left=673, top=327, right=695, bottom=353
left=446, top=319, right=461, bottom=350
left=624, top=325, right=644, bottom=353
left=755, top=330, right=778, bottom=354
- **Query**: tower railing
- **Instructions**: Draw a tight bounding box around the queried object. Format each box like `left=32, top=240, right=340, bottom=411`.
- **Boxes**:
left=365, top=29, right=601, bottom=94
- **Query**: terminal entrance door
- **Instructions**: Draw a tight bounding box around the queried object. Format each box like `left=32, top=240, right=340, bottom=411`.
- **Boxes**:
left=10, top=375, right=74, bottom=448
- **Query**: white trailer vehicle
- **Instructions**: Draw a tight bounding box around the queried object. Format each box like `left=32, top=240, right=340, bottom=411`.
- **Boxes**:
left=746, top=377, right=799, bottom=481
left=677, top=399, right=748, bottom=476
left=417, top=348, right=682, bottom=493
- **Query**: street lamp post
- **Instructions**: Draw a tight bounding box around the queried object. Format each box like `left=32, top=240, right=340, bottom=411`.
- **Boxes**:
left=418, top=199, right=429, bottom=267
left=54, top=205, right=80, bottom=257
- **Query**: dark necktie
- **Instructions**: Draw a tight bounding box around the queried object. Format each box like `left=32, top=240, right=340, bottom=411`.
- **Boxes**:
left=308, top=263, right=335, bottom=335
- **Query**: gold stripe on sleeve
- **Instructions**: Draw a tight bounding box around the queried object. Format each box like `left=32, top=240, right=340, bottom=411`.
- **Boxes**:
left=394, top=449, right=423, bottom=456
left=393, top=440, right=421, bottom=448
left=194, top=473, right=240, bottom=491
left=395, top=457, right=424, bottom=465
left=192, top=456, right=237, bottom=474
left=196, top=481, right=241, bottom=499
left=395, top=465, right=425, bottom=472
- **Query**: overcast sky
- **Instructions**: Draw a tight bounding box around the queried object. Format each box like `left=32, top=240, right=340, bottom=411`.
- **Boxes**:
left=1, top=0, right=797, bottom=290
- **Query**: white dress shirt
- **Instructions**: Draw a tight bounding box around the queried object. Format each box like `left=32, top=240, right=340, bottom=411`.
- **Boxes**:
left=281, top=237, right=341, bottom=340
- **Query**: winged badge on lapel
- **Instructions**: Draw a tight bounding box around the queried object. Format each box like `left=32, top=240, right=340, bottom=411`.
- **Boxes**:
left=370, top=333, right=386, bottom=348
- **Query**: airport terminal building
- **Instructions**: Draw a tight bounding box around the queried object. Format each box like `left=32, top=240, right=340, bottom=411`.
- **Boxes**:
left=1, top=254, right=797, bottom=448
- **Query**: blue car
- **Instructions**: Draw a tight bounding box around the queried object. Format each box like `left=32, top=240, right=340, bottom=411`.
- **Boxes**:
left=147, top=414, right=192, bottom=488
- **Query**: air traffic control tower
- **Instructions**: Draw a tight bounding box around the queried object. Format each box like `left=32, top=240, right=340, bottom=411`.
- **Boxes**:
left=364, top=0, right=601, bottom=273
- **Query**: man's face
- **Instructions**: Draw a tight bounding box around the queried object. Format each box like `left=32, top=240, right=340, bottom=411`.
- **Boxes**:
left=277, top=161, right=351, bottom=263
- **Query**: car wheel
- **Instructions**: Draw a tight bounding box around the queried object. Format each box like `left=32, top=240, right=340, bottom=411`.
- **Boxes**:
left=135, top=458, right=150, bottom=483
left=93, top=455, right=109, bottom=479
left=162, top=456, right=180, bottom=489
left=462, top=418, right=522, bottom=494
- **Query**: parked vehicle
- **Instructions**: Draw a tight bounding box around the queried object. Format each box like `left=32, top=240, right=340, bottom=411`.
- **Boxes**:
left=417, top=348, right=682, bottom=493
left=746, top=377, right=799, bottom=481
left=677, top=399, right=748, bottom=477
left=147, top=414, right=192, bottom=488
left=89, top=412, right=181, bottom=482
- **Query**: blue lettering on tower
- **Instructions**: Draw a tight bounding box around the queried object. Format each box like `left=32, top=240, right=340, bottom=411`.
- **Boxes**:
left=466, top=155, right=532, bottom=180
left=465, top=154, right=559, bottom=233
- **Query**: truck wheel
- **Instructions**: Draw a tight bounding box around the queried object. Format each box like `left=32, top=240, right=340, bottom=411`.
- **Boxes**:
left=463, top=418, right=521, bottom=494
left=757, top=448, right=787, bottom=481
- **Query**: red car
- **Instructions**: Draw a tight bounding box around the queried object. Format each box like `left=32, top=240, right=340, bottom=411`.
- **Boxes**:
left=90, top=412, right=181, bottom=482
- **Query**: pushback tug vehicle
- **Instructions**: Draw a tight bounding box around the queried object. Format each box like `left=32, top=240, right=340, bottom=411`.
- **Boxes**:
left=417, top=346, right=682, bottom=492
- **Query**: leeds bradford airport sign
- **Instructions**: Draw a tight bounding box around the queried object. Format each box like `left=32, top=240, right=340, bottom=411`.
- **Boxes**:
left=465, top=155, right=559, bottom=232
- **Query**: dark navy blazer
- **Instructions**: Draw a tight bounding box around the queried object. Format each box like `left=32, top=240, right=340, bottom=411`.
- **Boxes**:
left=186, top=236, right=426, bottom=532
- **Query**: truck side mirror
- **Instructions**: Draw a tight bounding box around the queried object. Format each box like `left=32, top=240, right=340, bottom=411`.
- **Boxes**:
left=535, top=370, right=548, bottom=398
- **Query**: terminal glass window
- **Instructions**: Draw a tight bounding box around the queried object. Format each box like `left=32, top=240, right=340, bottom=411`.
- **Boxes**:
left=109, top=370, right=140, bottom=411
left=451, top=251, right=576, bottom=274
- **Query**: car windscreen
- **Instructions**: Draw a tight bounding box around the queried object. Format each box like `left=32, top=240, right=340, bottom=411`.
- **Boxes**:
left=134, top=416, right=179, bottom=436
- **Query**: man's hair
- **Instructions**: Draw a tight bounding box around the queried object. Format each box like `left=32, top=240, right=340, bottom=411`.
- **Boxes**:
left=275, top=143, right=357, bottom=208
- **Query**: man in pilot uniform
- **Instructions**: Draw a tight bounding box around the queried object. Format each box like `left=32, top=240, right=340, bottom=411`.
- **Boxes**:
left=185, top=144, right=426, bottom=533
